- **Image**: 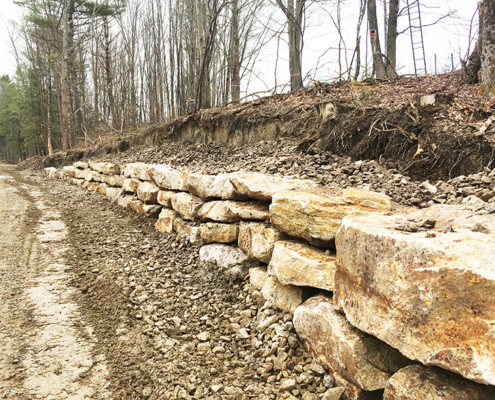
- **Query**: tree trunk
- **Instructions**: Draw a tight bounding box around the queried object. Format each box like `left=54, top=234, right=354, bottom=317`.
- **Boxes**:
left=104, top=16, right=116, bottom=126
left=367, top=0, right=387, bottom=78
left=60, top=1, right=71, bottom=150
left=353, top=0, right=366, bottom=80
left=195, top=0, right=211, bottom=109
left=46, top=63, right=53, bottom=155
left=230, top=0, right=241, bottom=103
left=385, top=0, right=399, bottom=77
left=481, top=0, right=495, bottom=93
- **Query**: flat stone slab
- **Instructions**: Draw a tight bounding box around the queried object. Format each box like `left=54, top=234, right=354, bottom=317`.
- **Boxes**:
left=64, top=166, right=90, bottom=180
left=238, top=222, right=286, bottom=263
left=148, top=164, right=189, bottom=191
left=122, top=178, right=141, bottom=194
left=101, top=174, right=124, bottom=187
left=128, top=199, right=161, bottom=217
left=200, top=223, right=239, bottom=244
left=270, top=189, right=391, bottom=248
left=199, top=244, right=259, bottom=279
left=206, top=173, right=248, bottom=200
left=155, top=208, right=177, bottom=234
left=198, top=201, right=270, bottom=223
left=294, top=294, right=411, bottom=391
left=261, top=277, right=302, bottom=314
left=268, top=241, right=337, bottom=291
left=230, top=173, right=318, bottom=201
left=186, top=174, right=216, bottom=199
left=122, top=163, right=151, bottom=181
left=171, top=193, right=204, bottom=221
left=335, top=207, right=495, bottom=385
left=89, top=162, right=121, bottom=175
left=384, top=365, right=495, bottom=400
left=137, top=182, right=160, bottom=204
left=74, top=162, right=89, bottom=169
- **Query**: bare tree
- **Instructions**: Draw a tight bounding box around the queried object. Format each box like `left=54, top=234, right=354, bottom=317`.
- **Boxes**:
left=481, top=0, right=495, bottom=92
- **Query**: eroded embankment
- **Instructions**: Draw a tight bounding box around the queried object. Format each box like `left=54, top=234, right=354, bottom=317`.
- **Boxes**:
left=43, top=161, right=495, bottom=400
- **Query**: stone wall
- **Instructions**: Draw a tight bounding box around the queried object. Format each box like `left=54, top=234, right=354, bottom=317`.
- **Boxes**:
left=44, top=163, right=495, bottom=399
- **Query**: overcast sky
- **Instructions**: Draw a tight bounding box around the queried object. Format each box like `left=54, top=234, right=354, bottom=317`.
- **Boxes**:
left=0, top=0, right=481, bottom=92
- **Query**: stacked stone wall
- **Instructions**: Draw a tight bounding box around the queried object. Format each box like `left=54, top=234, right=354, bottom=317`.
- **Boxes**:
left=44, top=163, right=495, bottom=399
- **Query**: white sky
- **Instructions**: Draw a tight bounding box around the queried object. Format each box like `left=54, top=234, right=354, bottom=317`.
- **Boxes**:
left=0, top=0, right=481, bottom=93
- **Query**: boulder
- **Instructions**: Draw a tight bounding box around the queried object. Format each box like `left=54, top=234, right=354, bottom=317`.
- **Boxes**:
left=173, top=218, right=192, bottom=238
left=383, top=365, right=495, bottom=400
left=334, top=208, right=495, bottom=385
left=97, top=183, right=108, bottom=195
left=85, top=170, right=103, bottom=183
left=122, top=163, right=151, bottom=181
left=199, top=244, right=259, bottom=279
left=155, top=208, right=177, bottom=234
left=137, top=182, right=160, bottom=204
left=261, top=277, right=302, bottom=313
left=44, top=167, right=57, bottom=178
left=101, top=174, right=124, bottom=187
left=64, top=166, right=90, bottom=179
left=238, top=222, right=286, bottom=263
left=85, top=182, right=101, bottom=192
left=268, top=241, right=337, bottom=291
left=148, top=164, right=189, bottom=191
left=171, top=193, right=204, bottom=221
left=250, top=267, right=269, bottom=291
left=74, top=162, right=89, bottom=170
left=186, top=174, right=216, bottom=199
left=270, top=189, right=391, bottom=248
left=331, top=372, right=382, bottom=400
left=54, top=170, right=65, bottom=180
left=200, top=223, right=239, bottom=244
left=105, top=187, right=123, bottom=202
left=230, top=173, right=318, bottom=201
left=294, top=295, right=411, bottom=392
left=128, top=199, right=161, bottom=217
left=206, top=173, right=248, bottom=200
left=157, top=190, right=177, bottom=208
left=190, top=227, right=202, bottom=244
left=198, top=201, right=270, bottom=223
left=89, top=162, right=121, bottom=175
left=122, top=178, right=141, bottom=194
left=70, top=178, right=85, bottom=186
left=118, top=195, right=135, bottom=208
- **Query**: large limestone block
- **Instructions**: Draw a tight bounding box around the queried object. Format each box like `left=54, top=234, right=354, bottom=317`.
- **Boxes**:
left=294, top=295, right=411, bottom=391
left=44, top=167, right=57, bottom=178
left=173, top=218, right=192, bottom=238
left=148, top=164, right=188, bottom=191
left=70, top=178, right=85, bottom=187
left=89, top=162, right=121, bottom=175
left=268, top=241, right=337, bottom=291
left=105, top=187, right=123, bottom=202
left=74, top=161, right=89, bottom=170
left=238, top=222, right=286, bottom=263
left=122, top=178, right=141, bottom=194
left=54, top=170, right=65, bottom=180
left=270, top=189, right=391, bottom=248
left=206, top=173, right=248, bottom=200
left=261, top=277, right=302, bottom=314
left=199, top=244, right=259, bottom=279
left=137, top=182, right=160, bottom=204
left=200, top=223, right=239, bottom=244
left=97, top=183, right=108, bottom=195
left=128, top=199, right=161, bottom=217
left=186, top=174, right=216, bottom=199
left=85, top=170, right=102, bottom=182
left=171, top=193, right=204, bottom=221
left=118, top=195, right=135, bottom=208
left=122, top=163, right=151, bottom=181
left=157, top=190, right=176, bottom=207
left=384, top=365, right=495, bottom=400
left=335, top=210, right=495, bottom=385
left=64, top=166, right=90, bottom=179
left=230, top=173, right=318, bottom=201
left=198, top=201, right=270, bottom=223
left=85, top=182, right=101, bottom=193
left=102, top=174, right=124, bottom=187
left=250, top=267, right=269, bottom=290
left=155, top=208, right=177, bottom=234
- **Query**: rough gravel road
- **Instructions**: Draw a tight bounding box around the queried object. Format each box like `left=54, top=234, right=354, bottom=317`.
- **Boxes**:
left=0, top=165, right=110, bottom=399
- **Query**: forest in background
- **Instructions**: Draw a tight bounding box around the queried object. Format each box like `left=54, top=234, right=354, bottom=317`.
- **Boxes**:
left=0, top=0, right=489, bottom=161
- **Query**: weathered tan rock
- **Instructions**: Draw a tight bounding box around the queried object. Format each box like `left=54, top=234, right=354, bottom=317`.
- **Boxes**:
left=89, top=162, right=121, bottom=175
left=238, top=222, right=286, bottom=263
left=190, top=227, right=202, bottom=244
left=384, top=365, right=495, bottom=400
left=105, top=187, right=123, bottom=202
left=270, top=189, right=391, bottom=248
left=200, top=223, right=239, bottom=244
left=54, top=170, right=65, bottom=180
left=128, top=199, right=161, bottom=217
left=250, top=267, right=269, bottom=291
left=148, top=164, right=189, bottom=191
left=335, top=209, right=495, bottom=385
left=268, top=241, right=337, bottom=291
left=74, top=162, right=89, bottom=170
left=137, top=182, right=160, bottom=204
left=155, top=208, right=177, bottom=234
left=157, top=190, right=176, bottom=207
left=206, top=173, right=248, bottom=200
left=230, top=173, right=318, bottom=201
left=85, top=170, right=103, bottom=182
left=97, top=183, right=108, bottom=195
left=44, top=167, right=57, bottom=178
left=117, top=195, right=135, bottom=208
left=85, top=182, right=101, bottom=192
left=261, top=277, right=302, bottom=313
left=101, top=174, right=124, bottom=187
left=342, top=188, right=392, bottom=210
left=171, top=193, right=204, bottom=221
left=186, top=174, right=216, bottom=199
left=122, top=178, right=141, bottom=194
left=294, top=295, right=411, bottom=391
left=321, top=387, right=345, bottom=400
left=70, top=178, right=85, bottom=186
left=64, top=166, right=90, bottom=179
left=331, top=371, right=381, bottom=400
left=173, top=218, right=192, bottom=238
left=122, top=163, right=151, bottom=181
left=198, top=201, right=270, bottom=223
left=199, top=244, right=259, bottom=279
